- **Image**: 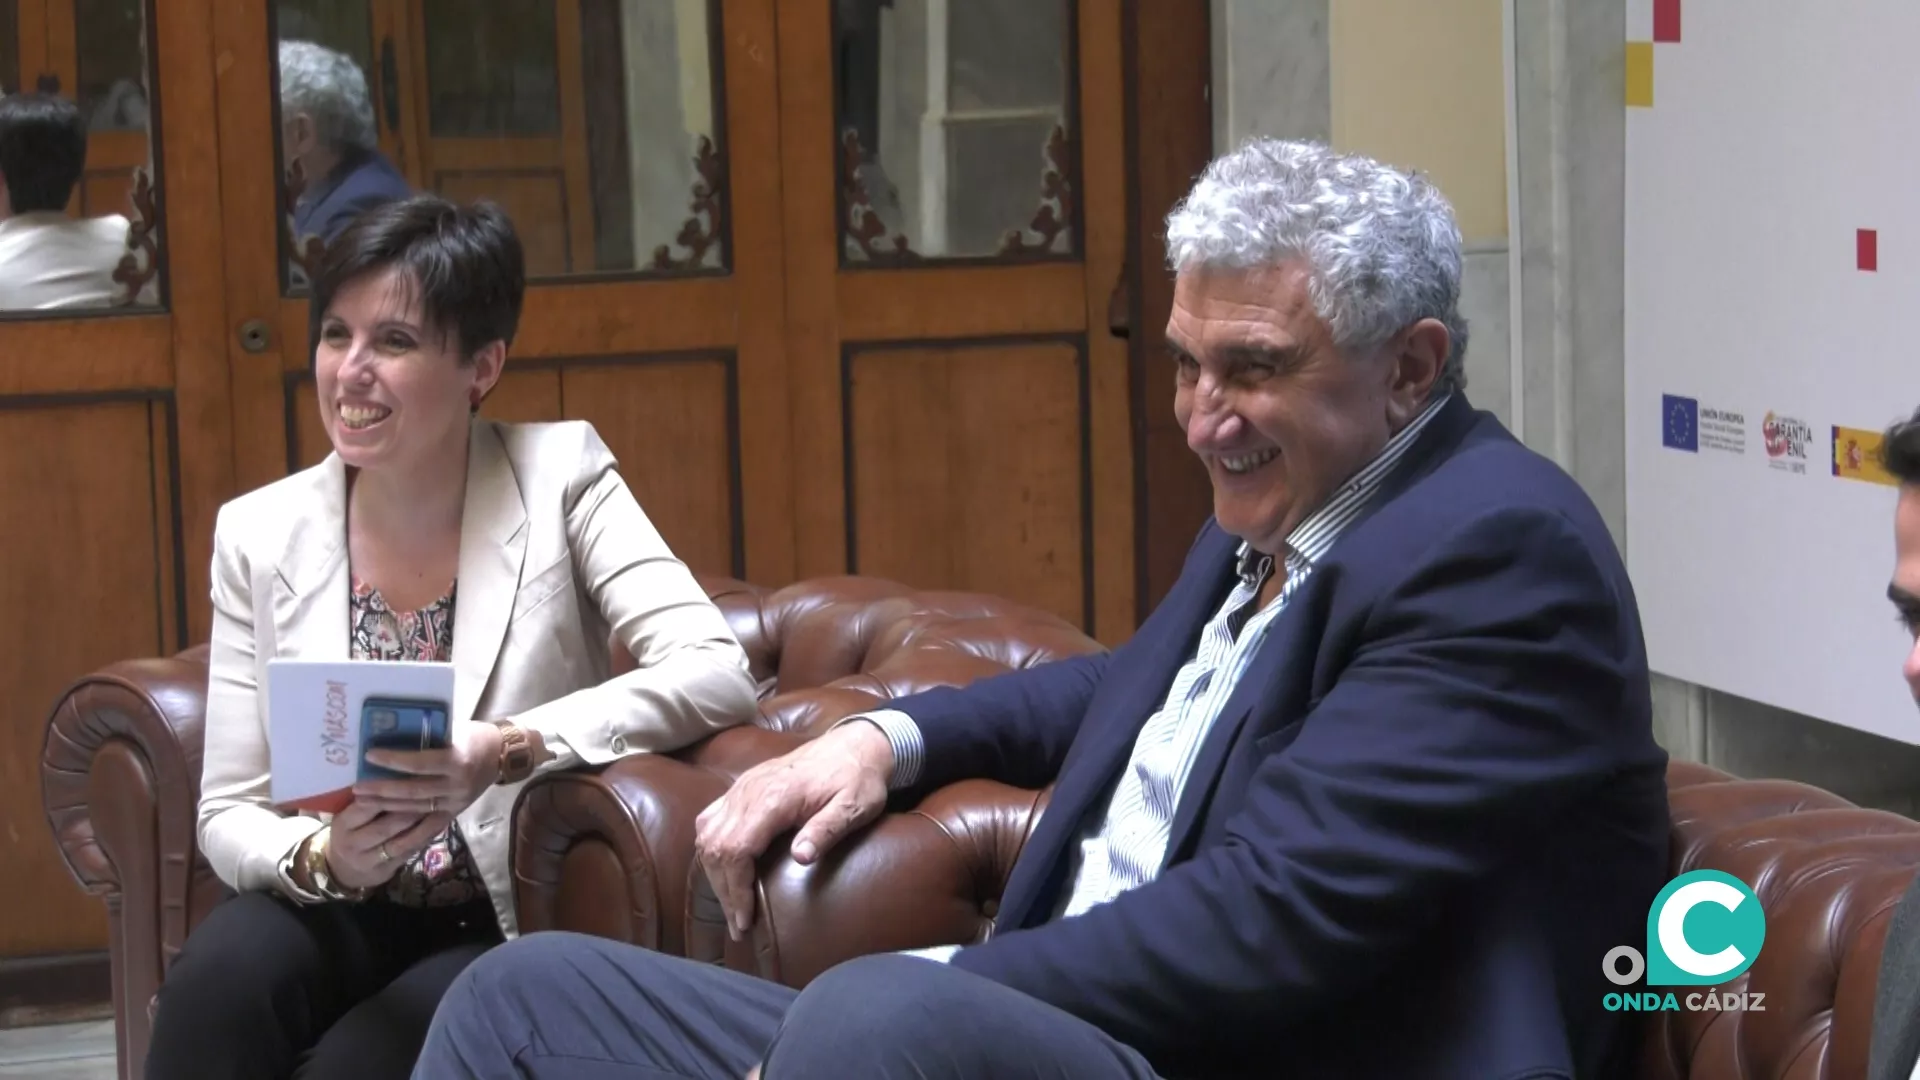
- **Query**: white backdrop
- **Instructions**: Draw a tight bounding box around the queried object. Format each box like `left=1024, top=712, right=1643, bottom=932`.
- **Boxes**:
left=1624, top=0, right=1919, bottom=743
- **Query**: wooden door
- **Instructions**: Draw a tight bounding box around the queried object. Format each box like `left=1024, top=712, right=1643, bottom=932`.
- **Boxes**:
left=777, top=0, right=1134, bottom=642
left=215, top=0, right=792, bottom=586
left=0, top=0, right=232, bottom=993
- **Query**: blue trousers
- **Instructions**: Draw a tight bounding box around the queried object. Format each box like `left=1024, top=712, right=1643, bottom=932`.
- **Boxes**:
left=411, top=931, right=1161, bottom=1079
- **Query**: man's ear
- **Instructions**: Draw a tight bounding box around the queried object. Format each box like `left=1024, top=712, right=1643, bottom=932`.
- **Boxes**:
left=285, top=113, right=317, bottom=159
left=1386, top=318, right=1449, bottom=423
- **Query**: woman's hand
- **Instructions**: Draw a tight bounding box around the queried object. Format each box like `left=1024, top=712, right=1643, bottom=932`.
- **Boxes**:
left=351, top=719, right=504, bottom=820
left=327, top=800, right=452, bottom=890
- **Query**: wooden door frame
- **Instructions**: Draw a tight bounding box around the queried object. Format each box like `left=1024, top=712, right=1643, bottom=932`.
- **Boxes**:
left=0, top=0, right=234, bottom=1023
left=1123, top=0, right=1214, bottom=624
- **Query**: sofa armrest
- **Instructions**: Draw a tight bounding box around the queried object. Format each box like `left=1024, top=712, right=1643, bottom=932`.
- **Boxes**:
left=40, top=646, right=219, bottom=1077
left=42, top=649, right=210, bottom=898
left=511, top=723, right=807, bottom=950
left=687, top=779, right=1049, bottom=987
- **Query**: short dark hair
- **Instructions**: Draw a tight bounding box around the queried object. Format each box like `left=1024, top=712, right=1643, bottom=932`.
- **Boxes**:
left=310, top=195, right=525, bottom=364
left=1884, top=407, right=1920, bottom=486
left=0, top=93, right=87, bottom=213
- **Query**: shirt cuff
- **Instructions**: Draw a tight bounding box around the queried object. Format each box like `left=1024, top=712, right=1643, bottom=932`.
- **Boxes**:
left=274, top=833, right=326, bottom=905
left=833, top=709, right=924, bottom=790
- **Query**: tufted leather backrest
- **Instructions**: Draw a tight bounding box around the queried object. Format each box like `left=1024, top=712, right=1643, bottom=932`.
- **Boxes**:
left=1642, top=761, right=1920, bottom=1079
left=664, top=575, right=1106, bottom=738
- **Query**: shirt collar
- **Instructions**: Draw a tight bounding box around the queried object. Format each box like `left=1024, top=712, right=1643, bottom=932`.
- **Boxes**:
left=1235, top=392, right=1452, bottom=582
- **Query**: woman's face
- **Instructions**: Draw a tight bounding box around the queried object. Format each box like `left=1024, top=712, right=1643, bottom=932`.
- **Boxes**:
left=313, top=266, right=502, bottom=475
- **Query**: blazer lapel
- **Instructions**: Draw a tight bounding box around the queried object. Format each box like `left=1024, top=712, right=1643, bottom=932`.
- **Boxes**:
left=1158, top=606, right=1309, bottom=866
left=449, top=421, right=529, bottom=731
left=998, top=526, right=1242, bottom=929
left=272, top=455, right=351, bottom=662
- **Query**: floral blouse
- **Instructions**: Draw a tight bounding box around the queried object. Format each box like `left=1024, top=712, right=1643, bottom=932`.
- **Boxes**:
left=349, top=575, right=489, bottom=908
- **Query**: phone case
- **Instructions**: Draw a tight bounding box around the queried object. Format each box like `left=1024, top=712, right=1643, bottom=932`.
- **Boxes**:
left=358, top=696, right=450, bottom=780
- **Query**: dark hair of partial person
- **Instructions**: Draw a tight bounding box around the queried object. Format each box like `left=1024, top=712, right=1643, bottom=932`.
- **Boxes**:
left=310, top=195, right=526, bottom=364
left=1883, top=406, right=1920, bottom=486
left=0, top=93, right=88, bottom=213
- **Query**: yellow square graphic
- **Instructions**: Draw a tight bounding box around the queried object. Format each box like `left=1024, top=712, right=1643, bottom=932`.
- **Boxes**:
left=1834, top=426, right=1898, bottom=486
left=1626, top=41, right=1654, bottom=107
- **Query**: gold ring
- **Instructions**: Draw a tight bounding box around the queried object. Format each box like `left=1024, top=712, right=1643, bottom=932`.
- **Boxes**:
left=378, top=843, right=392, bottom=862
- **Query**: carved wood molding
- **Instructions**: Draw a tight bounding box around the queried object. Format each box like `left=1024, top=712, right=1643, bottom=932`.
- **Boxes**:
left=840, top=128, right=919, bottom=263
left=997, top=124, right=1074, bottom=257
left=841, top=122, right=1077, bottom=263
left=650, top=135, right=724, bottom=272
left=111, top=167, right=160, bottom=305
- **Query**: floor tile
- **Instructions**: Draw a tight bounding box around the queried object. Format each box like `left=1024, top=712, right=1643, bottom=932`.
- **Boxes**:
left=0, top=1019, right=115, bottom=1073
left=0, top=1059, right=115, bottom=1079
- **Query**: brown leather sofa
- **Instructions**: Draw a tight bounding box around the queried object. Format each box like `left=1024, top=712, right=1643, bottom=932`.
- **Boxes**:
left=39, top=574, right=1920, bottom=1080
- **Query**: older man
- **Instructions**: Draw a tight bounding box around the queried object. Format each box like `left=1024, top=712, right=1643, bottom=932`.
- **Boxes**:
left=278, top=40, right=411, bottom=243
left=1867, top=409, right=1920, bottom=1080
left=413, top=139, right=1671, bottom=1080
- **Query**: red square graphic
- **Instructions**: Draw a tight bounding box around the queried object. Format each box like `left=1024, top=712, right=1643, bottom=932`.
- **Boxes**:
left=1859, top=228, right=1879, bottom=272
left=1654, top=0, right=1681, bottom=42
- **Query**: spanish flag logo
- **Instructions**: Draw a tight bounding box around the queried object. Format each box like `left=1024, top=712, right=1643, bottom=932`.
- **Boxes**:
left=1832, top=426, right=1897, bottom=486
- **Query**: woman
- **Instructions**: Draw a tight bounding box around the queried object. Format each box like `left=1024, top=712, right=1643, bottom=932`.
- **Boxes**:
left=145, top=195, right=760, bottom=1079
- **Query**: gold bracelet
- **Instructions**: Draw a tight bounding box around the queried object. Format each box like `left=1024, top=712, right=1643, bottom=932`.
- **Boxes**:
left=495, top=721, right=537, bottom=785
left=303, top=826, right=370, bottom=902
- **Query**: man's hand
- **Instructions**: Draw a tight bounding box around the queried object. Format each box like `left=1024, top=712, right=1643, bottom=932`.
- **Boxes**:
left=695, top=720, right=894, bottom=940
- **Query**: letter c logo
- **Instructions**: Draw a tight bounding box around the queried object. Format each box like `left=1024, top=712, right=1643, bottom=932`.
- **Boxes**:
left=1645, top=870, right=1766, bottom=987
left=1658, top=879, right=1748, bottom=978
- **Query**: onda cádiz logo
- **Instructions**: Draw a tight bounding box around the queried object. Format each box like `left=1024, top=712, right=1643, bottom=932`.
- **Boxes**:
left=1601, top=870, right=1767, bottom=1013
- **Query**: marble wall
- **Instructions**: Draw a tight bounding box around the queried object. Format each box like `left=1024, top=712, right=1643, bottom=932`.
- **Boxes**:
left=1208, top=0, right=1920, bottom=813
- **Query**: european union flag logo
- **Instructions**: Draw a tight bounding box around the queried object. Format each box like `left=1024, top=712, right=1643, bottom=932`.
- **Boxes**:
left=1662, top=394, right=1698, bottom=452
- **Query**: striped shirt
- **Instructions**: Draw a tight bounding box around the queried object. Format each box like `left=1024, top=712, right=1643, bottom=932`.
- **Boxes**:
left=864, top=394, right=1450, bottom=958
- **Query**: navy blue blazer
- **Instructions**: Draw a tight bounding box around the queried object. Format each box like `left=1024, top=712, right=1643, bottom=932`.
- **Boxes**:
left=294, top=148, right=413, bottom=243
left=888, top=394, right=1671, bottom=1079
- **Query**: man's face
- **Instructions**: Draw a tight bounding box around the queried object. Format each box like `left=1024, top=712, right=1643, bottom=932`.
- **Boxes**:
left=281, top=112, right=319, bottom=180
left=1889, top=485, right=1920, bottom=699
left=1167, top=263, right=1446, bottom=553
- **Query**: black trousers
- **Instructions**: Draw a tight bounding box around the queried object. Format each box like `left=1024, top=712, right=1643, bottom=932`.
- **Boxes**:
left=145, top=889, right=501, bottom=1080
left=411, top=931, right=1162, bottom=1079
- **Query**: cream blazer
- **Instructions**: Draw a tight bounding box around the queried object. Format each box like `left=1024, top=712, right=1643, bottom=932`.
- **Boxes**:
left=197, top=418, right=758, bottom=938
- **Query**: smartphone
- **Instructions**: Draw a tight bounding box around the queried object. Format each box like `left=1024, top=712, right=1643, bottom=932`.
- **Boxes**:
left=358, top=696, right=451, bottom=780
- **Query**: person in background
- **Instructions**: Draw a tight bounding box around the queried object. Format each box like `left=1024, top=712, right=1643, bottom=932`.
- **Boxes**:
left=1867, top=408, right=1920, bottom=1080
left=142, top=195, right=760, bottom=1080
left=0, top=92, right=133, bottom=310
left=279, top=40, right=412, bottom=244
left=414, top=139, right=1670, bottom=1080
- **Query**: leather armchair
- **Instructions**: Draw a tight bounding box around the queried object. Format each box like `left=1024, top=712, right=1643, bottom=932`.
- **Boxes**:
left=37, top=574, right=1100, bottom=1080
left=40, top=573, right=1920, bottom=1080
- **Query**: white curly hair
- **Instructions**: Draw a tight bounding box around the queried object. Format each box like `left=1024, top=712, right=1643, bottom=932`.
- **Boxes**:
left=1164, top=138, right=1469, bottom=395
left=277, top=40, right=379, bottom=157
